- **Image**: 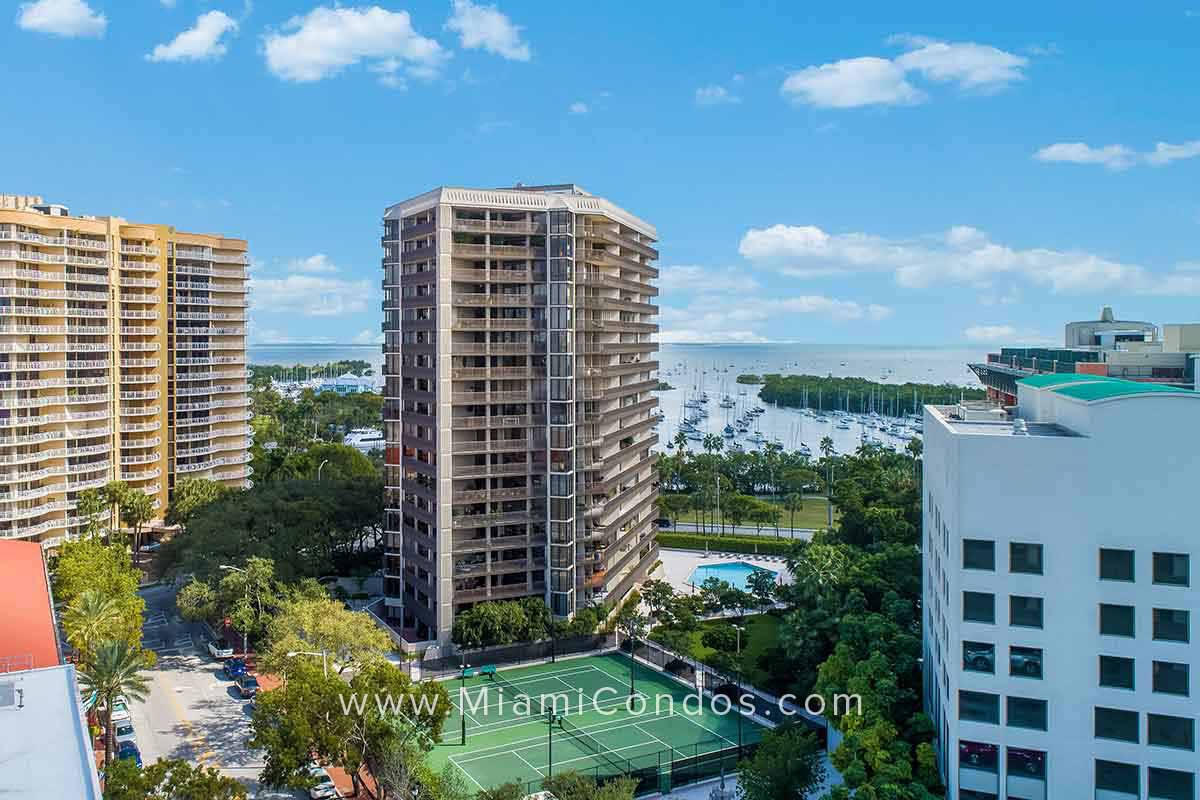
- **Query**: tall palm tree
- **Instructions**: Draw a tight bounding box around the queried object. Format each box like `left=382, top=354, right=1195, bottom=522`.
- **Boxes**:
left=78, top=641, right=150, bottom=766
left=784, top=492, right=804, bottom=532
left=62, top=589, right=121, bottom=665
left=819, top=436, right=835, bottom=459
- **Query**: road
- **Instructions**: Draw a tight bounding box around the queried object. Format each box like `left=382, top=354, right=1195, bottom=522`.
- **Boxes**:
left=133, top=583, right=303, bottom=798
left=662, top=522, right=818, bottom=540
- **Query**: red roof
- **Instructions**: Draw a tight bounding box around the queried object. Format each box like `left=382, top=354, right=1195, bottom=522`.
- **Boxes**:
left=0, top=541, right=60, bottom=670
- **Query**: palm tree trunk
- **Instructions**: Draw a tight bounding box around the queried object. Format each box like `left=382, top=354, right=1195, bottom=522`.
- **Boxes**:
left=104, top=705, right=113, bottom=765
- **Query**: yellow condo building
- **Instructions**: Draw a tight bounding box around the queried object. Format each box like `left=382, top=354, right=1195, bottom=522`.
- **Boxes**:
left=0, top=194, right=251, bottom=547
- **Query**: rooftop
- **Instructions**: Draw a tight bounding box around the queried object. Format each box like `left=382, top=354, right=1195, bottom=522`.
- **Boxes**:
left=0, top=664, right=102, bottom=799
left=0, top=540, right=60, bottom=671
left=928, top=406, right=1076, bottom=437
left=1017, top=373, right=1195, bottom=402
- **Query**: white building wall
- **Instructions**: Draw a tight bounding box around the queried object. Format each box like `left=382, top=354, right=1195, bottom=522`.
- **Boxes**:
left=924, top=393, right=1199, bottom=799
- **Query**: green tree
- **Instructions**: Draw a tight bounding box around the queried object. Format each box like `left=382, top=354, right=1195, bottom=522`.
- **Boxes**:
left=77, top=487, right=110, bottom=540
left=723, top=493, right=756, bottom=530
left=120, top=489, right=155, bottom=559
left=166, top=477, right=233, bottom=528
left=819, top=437, right=835, bottom=459
left=219, top=557, right=280, bottom=653
left=176, top=579, right=217, bottom=624
left=79, top=641, right=150, bottom=766
left=51, top=539, right=145, bottom=656
left=541, top=771, right=636, bottom=800
left=101, top=757, right=248, bottom=799
left=475, top=782, right=525, bottom=800
left=783, top=493, right=805, bottom=532
left=61, top=589, right=122, bottom=666
left=746, top=568, right=777, bottom=614
left=736, top=724, right=826, bottom=800
left=655, top=493, right=691, bottom=529
left=700, top=624, right=738, bottom=653
left=260, top=593, right=395, bottom=676
left=698, top=577, right=730, bottom=614
left=640, top=579, right=675, bottom=623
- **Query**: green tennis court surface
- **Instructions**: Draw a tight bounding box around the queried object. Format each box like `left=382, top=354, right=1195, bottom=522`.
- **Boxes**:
left=430, top=652, right=765, bottom=793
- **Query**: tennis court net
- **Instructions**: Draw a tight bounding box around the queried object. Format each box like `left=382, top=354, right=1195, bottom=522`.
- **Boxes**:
left=490, top=671, right=530, bottom=703
left=559, top=717, right=627, bottom=776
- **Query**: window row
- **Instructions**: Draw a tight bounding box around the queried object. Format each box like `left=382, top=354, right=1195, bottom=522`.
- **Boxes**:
left=958, top=691, right=1047, bottom=730
left=1094, top=707, right=1195, bottom=750
left=1099, top=655, right=1190, bottom=695
left=962, top=592, right=1044, bottom=628
left=962, top=642, right=1043, bottom=678
left=1097, top=760, right=1194, bottom=800
left=1100, top=604, right=1190, bottom=642
left=962, top=540, right=1191, bottom=586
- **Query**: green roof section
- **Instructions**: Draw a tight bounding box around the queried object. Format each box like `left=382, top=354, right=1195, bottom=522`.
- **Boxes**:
left=1016, top=373, right=1108, bottom=389
left=1053, top=380, right=1193, bottom=402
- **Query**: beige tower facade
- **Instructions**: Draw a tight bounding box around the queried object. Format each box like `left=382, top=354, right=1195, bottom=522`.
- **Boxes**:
left=0, top=195, right=251, bottom=547
left=381, top=184, right=660, bottom=647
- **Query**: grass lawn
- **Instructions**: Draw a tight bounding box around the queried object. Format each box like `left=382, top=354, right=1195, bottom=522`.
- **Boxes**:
left=668, top=495, right=837, bottom=531
left=652, top=613, right=782, bottom=688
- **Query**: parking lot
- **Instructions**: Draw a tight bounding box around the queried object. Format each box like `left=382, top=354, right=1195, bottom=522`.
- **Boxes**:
left=131, top=583, right=304, bottom=798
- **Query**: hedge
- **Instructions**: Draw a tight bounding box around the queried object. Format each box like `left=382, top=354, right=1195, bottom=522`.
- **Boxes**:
left=656, top=532, right=795, bottom=556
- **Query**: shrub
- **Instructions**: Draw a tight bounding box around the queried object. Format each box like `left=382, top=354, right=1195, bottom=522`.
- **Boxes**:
left=656, top=532, right=793, bottom=556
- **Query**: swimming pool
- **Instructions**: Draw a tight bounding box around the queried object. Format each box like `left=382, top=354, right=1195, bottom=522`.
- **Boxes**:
left=687, top=560, right=778, bottom=591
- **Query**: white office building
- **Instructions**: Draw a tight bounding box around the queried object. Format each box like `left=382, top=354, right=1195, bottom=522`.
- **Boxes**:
left=923, top=373, right=1198, bottom=800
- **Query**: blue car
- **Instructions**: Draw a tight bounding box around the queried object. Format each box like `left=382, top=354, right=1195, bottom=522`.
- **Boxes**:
left=117, top=741, right=142, bottom=768
left=223, top=658, right=247, bottom=680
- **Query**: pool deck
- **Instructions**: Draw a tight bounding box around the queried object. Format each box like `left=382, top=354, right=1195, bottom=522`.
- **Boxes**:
left=654, top=548, right=794, bottom=596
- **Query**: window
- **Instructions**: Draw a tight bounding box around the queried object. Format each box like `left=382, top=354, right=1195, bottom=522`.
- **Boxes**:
left=958, top=740, right=998, bottom=771
left=1007, top=696, right=1048, bottom=730
left=1007, top=747, right=1046, bottom=780
left=963, top=591, right=995, bottom=624
left=1100, top=548, right=1136, bottom=581
left=1100, top=656, right=1135, bottom=690
left=1153, top=553, right=1190, bottom=587
left=1010, top=646, right=1043, bottom=679
left=1153, top=661, right=1189, bottom=696
left=1148, top=714, right=1195, bottom=751
left=1010, top=542, right=1043, bottom=575
left=959, top=690, right=1000, bottom=724
left=1149, top=767, right=1195, bottom=800
left=1010, top=595, right=1044, bottom=628
left=1100, top=603, right=1136, bottom=637
left=1154, top=609, right=1190, bottom=643
left=963, top=641, right=995, bottom=674
left=964, top=539, right=996, bottom=571
left=1095, top=707, right=1139, bottom=743
left=1096, top=760, right=1139, bottom=797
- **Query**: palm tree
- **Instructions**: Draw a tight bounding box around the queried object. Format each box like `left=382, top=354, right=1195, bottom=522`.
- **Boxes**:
left=701, top=433, right=723, bottom=455
left=783, top=492, right=804, bottom=532
left=819, top=436, right=835, bottom=459
left=62, top=589, right=121, bottom=665
left=79, top=641, right=150, bottom=766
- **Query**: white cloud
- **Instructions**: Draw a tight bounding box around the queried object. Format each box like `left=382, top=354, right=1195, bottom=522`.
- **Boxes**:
left=695, top=84, right=741, bottom=106
left=782, top=57, right=922, bottom=109
left=659, top=289, right=891, bottom=344
left=352, top=328, right=384, bottom=345
left=568, top=101, right=589, bottom=115
left=287, top=253, right=340, bottom=274
left=250, top=273, right=373, bottom=317
left=249, top=327, right=335, bottom=344
left=445, top=0, right=530, bottom=61
left=263, top=5, right=447, bottom=83
left=891, top=35, right=1028, bottom=90
left=964, top=325, right=1053, bottom=344
left=1145, top=140, right=1200, bottom=166
left=147, top=11, right=238, bottom=62
left=658, top=265, right=759, bottom=293
left=16, top=0, right=106, bottom=38
left=739, top=223, right=1200, bottom=296
left=160, top=0, right=177, bottom=7
left=1035, top=140, right=1200, bottom=170
left=781, top=35, right=1026, bottom=109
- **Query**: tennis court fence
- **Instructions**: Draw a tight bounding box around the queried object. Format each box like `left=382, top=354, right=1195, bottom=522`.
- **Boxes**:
left=419, top=633, right=616, bottom=677
left=517, top=732, right=761, bottom=797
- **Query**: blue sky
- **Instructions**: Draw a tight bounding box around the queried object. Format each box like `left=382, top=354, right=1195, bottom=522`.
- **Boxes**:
left=4, top=1, right=1200, bottom=346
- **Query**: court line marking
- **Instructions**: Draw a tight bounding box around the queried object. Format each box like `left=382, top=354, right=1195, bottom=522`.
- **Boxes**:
left=513, top=749, right=544, bottom=777
left=671, top=709, right=737, bottom=748
left=447, top=755, right=485, bottom=791
left=456, top=713, right=695, bottom=765
left=448, top=664, right=605, bottom=713
left=634, top=722, right=670, bottom=750
left=459, top=690, right=652, bottom=735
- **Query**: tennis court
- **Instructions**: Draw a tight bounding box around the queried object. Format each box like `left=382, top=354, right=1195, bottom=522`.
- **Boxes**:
left=429, top=651, right=765, bottom=793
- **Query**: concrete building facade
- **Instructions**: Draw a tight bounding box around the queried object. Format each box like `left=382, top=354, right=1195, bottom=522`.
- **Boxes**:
left=923, top=374, right=1198, bottom=800
left=380, top=184, right=660, bottom=647
left=0, top=195, right=251, bottom=547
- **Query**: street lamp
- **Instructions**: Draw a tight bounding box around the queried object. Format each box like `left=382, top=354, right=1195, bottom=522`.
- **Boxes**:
left=547, top=710, right=562, bottom=775
left=317, top=459, right=330, bottom=480
left=285, top=650, right=329, bottom=678
left=218, top=564, right=249, bottom=655
left=732, top=623, right=745, bottom=752
left=459, top=652, right=471, bottom=746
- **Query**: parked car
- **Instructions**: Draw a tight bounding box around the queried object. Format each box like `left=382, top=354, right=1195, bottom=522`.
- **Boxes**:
left=308, top=772, right=339, bottom=800
left=237, top=673, right=260, bottom=698
left=1007, top=747, right=1046, bottom=776
left=223, top=657, right=248, bottom=680
left=1009, top=650, right=1043, bottom=677
left=138, top=541, right=161, bottom=553
left=107, top=696, right=131, bottom=723
left=113, top=721, right=137, bottom=747
left=962, top=643, right=994, bottom=672
left=959, top=741, right=998, bottom=769
left=208, top=637, right=234, bottom=659
left=117, top=741, right=143, bottom=768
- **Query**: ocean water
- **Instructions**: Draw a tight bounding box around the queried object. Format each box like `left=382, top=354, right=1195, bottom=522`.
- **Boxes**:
left=248, top=341, right=987, bottom=455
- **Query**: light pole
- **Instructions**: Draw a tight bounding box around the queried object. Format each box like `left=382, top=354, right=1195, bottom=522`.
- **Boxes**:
left=715, top=475, right=722, bottom=536
left=460, top=652, right=471, bottom=746
left=218, top=564, right=248, bottom=655
left=547, top=710, right=562, bottom=774
left=317, top=459, right=330, bottom=481
left=286, top=650, right=329, bottom=678
left=733, top=623, right=744, bottom=752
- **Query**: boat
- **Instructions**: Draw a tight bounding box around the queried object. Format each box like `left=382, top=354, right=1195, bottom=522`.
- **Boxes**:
left=343, top=427, right=384, bottom=453
left=722, top=424, right=735, bottom=438
left=835, top=419, right=850, bottom=430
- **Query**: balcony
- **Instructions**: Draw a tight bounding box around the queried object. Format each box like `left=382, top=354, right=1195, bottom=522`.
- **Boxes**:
left=119, top=277, right=160, bottom=289
left=120, top=243, right=160, bottom=256
left=452, top=243, right=546, bottom=259
left=454, top=438, right=530, bottom=455
left=452, top=413, right=543, bottom=429
left=452, top=217, right=546, bottom=235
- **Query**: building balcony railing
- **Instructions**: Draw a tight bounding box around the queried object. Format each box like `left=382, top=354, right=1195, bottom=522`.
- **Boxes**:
left=120, top=243, right=160, bottom=256
left=453, top=438, right=530, bottom=455
left=451, top=218, right=546, bottom=235
left=452, top=243, right=547, bottom=259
